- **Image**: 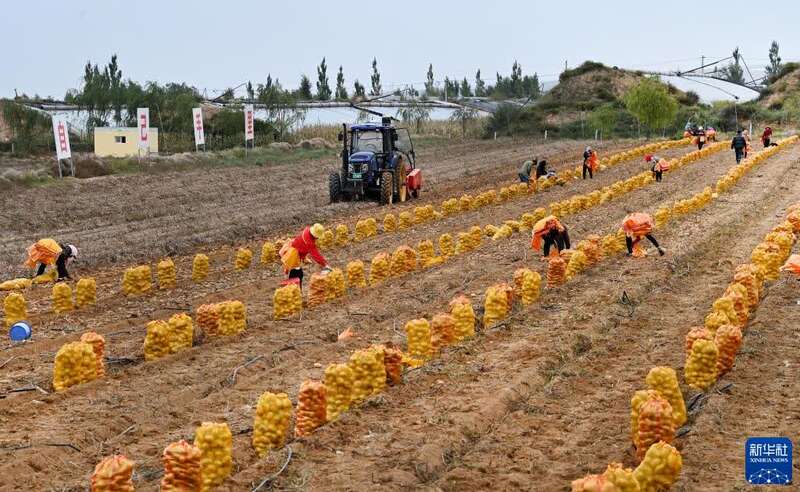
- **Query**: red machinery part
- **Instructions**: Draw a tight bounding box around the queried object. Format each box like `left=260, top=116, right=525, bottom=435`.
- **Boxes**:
left=407, top=169, right=422, bottom=191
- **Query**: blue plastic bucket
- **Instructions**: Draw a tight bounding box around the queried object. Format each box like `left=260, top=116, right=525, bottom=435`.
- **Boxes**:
left=9, top=321, right=31, bottom=341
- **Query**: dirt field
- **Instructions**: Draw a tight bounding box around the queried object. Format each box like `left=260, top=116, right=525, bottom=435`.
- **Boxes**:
left=1, top=136, right=798, bottom=491
left=0, top=137, right=627, bottom=278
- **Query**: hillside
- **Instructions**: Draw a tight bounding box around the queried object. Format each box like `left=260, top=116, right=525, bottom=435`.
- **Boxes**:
left=758, top=62, right=800, bottom=109
left=538, top=61, right=694, bottom=111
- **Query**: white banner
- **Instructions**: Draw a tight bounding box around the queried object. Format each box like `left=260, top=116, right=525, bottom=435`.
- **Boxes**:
left=244, top=104, right=254, bottom=142
left=137, top=107, right=150, bottom=150
left=192, top=107, right=205, bottom=146
left=52, top=116, right=71, bottom=160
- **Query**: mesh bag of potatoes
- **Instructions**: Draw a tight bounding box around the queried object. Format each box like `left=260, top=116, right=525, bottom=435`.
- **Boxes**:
left=252, top=392, right=292, bottom=457
left=53, top=341, right=98, bottom=391
left=192, top=254, right=210, bottom=282
left=295, top=380, right=327, bottom=437
left=91, top=454, right=135, bottom=492
left=80, top=331, right=106, bottom=378
left=160, top=440, right=202, bottom=492
left=75, top=277, right=97, bottom=308
left=194, top=422, right=233, bottom=490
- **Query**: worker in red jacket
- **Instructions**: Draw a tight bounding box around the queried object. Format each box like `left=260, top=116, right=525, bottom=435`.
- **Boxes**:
left=279, top=223, right=330, bottom=287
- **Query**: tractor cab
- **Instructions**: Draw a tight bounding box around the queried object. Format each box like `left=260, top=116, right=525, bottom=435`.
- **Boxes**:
left=329, top=117, right=422, bottom=205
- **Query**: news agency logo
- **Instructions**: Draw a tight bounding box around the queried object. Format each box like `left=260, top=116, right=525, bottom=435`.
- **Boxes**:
left=745, top=437, right=792, bottom=485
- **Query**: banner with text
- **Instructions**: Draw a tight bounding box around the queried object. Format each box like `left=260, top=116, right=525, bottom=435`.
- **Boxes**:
left=51, top=116, right=71, bottom=160
left=192, top=107, right=205, bottom=146
left=244, top=104, right=254, bottom=142
left=137, top=107, right=150, bottom=150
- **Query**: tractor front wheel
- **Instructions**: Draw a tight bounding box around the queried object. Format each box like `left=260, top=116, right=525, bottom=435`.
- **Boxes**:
left=329, top=172, right=342, bottom=203
left=380, top=171, right=393, bottom=205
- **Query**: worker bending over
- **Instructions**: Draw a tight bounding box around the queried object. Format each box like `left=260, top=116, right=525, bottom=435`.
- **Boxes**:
left=582, top=146, right=598, bottom=179
left=731, top=130, right=747, bottom=164
left=622, top=212, right=664, bottom=256
left=24, top=239, right=78, bottom=281
left=519, top=158, right=536, bottom=184
left=279, top=223, right=331, bottom=288
left=531, top=216, right=570, bottom=257
left=535, top=159, right=550, bottom=179
left=644, top=154, right=668, bottom=182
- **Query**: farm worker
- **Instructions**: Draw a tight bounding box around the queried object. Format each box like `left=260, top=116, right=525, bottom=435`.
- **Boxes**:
left=535, top=159, right=549, bottom=179
left=531, top=216, right=570, bottom=257
left=279, top=223, right=330, bottom=288
left=644, top=154, right=668, bottom=182
left=518, top=158, right=535, bottom=184
left=695, top=127, right=706, bottom=150
left=24, top=239, right=78, bottom=281
left=706, top=126, right=717, bottom=142
left=731, top=130, right=747, bottom=164
left=582, top=147, right=598, bottom=179
left=761, top=126, right=777, bottom=147
left=622, top=212, right=665, bottom=257
left=742, top=129, right=753, bottom=158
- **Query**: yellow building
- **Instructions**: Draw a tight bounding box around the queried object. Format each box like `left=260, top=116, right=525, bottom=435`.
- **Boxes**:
left=94, top=127, right=159, bottom=157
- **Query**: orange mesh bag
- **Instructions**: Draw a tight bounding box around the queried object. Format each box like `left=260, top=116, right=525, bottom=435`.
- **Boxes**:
left=635, top=394, right=675, bottom=461
left=715, top=324, right=743, bottom=376
left=684, top=326, right=712, bottom=355
left=430, top=313, right=456, bottom=354
left=547, top=256, right=567, bottom=287
left=24, top=239, right=62, bottom=269
left=295, top=380, right=327, bottom=437
left=196, top=303, right=220, bottom=336
left=91, top=455, right=135, bottom=492
left=622, top=213, right=654, bottom=238
left=160, top=440, right=202, bottom=492
left=630, top=389, right=662, bottom=446
left=383, top=346, right=403, bottom=385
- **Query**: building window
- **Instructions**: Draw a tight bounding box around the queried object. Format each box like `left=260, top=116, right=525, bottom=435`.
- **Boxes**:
left=115, top=136, right=127, bottom=144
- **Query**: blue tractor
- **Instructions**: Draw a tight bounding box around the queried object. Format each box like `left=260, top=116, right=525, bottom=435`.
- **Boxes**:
left=329, top=117, right=422, bottom=205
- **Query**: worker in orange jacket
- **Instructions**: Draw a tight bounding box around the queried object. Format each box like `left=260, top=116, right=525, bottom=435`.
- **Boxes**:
left=279, top=223, right=331, bottom=287
left=622, top=212, right=664, bottom=256
left=582, top=147, right=598, bottom=179
left=531, top=216, right=570, bottom=257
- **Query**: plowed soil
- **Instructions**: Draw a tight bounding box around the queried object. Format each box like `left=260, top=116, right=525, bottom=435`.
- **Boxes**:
left=1, top=136, right=798, bottom=492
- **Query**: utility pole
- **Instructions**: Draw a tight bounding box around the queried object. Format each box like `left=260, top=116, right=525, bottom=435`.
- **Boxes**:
left=565, top=60, right=568, bottom=72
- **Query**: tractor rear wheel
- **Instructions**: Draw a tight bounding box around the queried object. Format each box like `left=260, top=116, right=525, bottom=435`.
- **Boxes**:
left=380, top=170, right=393, bottom=205
left=329, top=172, right=342, bottom=203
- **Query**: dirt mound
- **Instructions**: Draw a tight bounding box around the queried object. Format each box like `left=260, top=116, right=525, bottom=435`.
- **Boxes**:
left=297, top=137, right=336, bottom=150
left=269, top=142, right=293, bottom=151
left=758, top=63, right=800, bottom=109
left=539, top=61, right=689, bottom=110
left=48, top=155, right=111, bottom=179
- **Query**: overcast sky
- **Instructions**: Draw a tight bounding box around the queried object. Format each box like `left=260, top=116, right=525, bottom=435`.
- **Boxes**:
left=3, top=0, right=798, bottom=102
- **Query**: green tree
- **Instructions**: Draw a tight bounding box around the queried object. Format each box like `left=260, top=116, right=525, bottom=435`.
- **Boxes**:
left=460, top=78, right=472, bottom=97
left=588, top=104, right=617, bottom=137
left=106, top=55, right=124, bottom=125
left=765, top=41, right=782, bottom=79
left=783, top=94, right=800, bottom=123
left=449, top=105, right=479, bottom=137
left=443, top=77, right=459, bottom=100
left=335, top=66, right=348, bottom=100
left=425, top=63, right=436, bottom=96
left=297, top=75, right=313, bottom=100
left=316, top=58, right=331, bottom=100
left=623, top=78, right=679, bottom=135
left=370, top=58, right=382, bottom=96
left=246, top=81, right=255, bottom=100
left=510, top=61, right=523, bottom=97
left=720, top=48, right=745, bottom=84
left=353, top=79, right=366, bottom=99
left=396, top=100, right=431, bottom=133
left=475, top=69, right=486, bottom=97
